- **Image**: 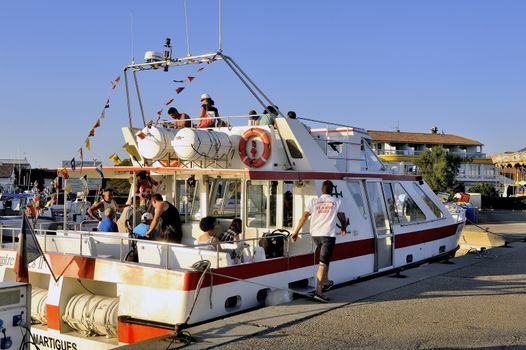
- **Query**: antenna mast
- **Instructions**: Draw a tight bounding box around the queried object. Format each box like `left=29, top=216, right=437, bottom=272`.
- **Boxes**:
left=218, top=0, right=223, bottom=52
left=130, top=12, right=135, bottom=64
left=184, top=0, right=191, bottom=56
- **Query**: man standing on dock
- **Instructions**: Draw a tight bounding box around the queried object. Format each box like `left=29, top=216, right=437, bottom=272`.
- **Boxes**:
left=292, top=180, right=347, bottom=302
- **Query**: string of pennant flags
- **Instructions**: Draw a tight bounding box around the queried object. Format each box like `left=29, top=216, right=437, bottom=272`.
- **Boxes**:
left=153, top=55, right=218, bottom=127
left=61, top=54, right=218, bottom=183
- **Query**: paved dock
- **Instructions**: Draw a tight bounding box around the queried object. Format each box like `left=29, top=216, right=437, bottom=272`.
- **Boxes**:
left=123, top=210, right=526, bottom=350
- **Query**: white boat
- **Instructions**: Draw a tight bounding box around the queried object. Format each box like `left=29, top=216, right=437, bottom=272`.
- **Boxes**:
left=0, top=48, right=465, bottom=349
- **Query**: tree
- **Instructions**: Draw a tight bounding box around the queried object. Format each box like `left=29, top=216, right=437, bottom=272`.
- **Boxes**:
left=414, top=146, right=463, bottom=193
left=468, top=183, right=498, bottom=197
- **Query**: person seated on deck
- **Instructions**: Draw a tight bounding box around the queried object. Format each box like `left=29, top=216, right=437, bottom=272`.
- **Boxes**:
left=248, top=110, right=259, bottom=126
left=257, top=105, right=278, bottom=126
left=98, top=207, right=118, bottom=232
left=198, top=93, right=225, bottom=128
left=125, top=196, right=146, bottom=234
left=196, top=216, right=224, bottom=251
left=147, top=193, right=183, bottom=243
left=218, top=218, right=242, bottom=242
left=168, top=107, right=191, bottom=128
left=132, top=212, right=159, bottom=239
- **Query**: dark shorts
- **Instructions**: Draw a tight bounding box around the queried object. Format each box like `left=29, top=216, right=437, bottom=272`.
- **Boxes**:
left=312, top=236, right=336, bottom=266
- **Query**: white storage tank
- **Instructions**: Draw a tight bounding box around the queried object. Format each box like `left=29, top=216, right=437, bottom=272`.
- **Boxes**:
left=136, top=126, right=179, bottom=160
left=172, top=128, right=234, bottom=161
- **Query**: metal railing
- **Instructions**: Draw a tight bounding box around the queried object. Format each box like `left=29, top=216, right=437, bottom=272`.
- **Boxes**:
left=0, top=225, right=308, bottom=270
left=375, top=149, right=487, bottom=159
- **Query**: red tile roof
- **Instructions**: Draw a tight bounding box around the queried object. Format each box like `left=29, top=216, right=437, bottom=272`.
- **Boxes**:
left=368, top=130, right=482, bottom=146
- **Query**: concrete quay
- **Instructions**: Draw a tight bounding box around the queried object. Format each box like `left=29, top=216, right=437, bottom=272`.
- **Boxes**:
left=122, top=211, right=526, bottom=350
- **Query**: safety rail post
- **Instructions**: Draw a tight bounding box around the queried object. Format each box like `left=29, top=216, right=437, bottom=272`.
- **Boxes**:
left=120, top=238, right=124, bottom=262
left=165, top=244, right=170, bottom=270
left=43, top=229, right=47, bottom=253
left=80, top=232, right=83, bottom=256
left=216, top=245, right=220, bottom=269
left=0, top=225, right=3, bottom=247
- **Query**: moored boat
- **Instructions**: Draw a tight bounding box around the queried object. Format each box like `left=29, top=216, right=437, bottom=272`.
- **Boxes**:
left=0, top=48, right=465, bottom=349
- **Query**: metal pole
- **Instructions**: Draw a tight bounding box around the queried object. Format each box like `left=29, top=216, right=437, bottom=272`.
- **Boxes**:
left=124, top=68, right=133, bottom=128
left=218, top=0, right=223, bottom=52
left=63, top=178, right=68, bottom=234
left=133, top=70, right=147, bottom=127
left=223, top=55, right=285, bottom=118
left=132, top=172, right=137, bottom=231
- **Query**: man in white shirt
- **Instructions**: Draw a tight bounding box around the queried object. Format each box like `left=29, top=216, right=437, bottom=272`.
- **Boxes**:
left=292, top=180, right=347, bottom=302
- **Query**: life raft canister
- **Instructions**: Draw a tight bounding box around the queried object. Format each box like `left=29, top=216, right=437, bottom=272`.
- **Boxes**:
left=238, top=128, right=271, bottom=168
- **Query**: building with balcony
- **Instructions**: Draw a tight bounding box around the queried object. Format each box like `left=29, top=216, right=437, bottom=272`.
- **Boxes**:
left=368, top=129, right=496, bottom=191
left=491, top=148, right=526, bottom=197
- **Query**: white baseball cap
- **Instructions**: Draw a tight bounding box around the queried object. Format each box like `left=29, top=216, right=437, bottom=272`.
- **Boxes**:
left=200, top=93, right=211, bottom=100
left=141, top=212, right=153, bottom=221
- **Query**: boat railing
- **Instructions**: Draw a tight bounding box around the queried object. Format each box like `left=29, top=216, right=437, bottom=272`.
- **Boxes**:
left=1, top=225, right=312, bottom=270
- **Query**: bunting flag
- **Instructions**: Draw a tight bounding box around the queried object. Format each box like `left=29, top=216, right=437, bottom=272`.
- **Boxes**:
left=80, top=175, right=89, bottom=197
left=14, top=213, right=58, bottom=283
left=111, top=75, right=121, bottom=90
left=79, top=148, right=84, bottom=172
left=105, top=99, right=110, bottom=109
left=57, top=168, right=69, bottom=179
left=187, top=76, right=195, bottom=82
left=109, top=153, right=122, bottom=165
left=100, top=110, right=106, bottom=119
left=70, top=158, right=76, bottom=171
left=85, top=138, right=91, bottom=150
left=64, top=184, right=73, bottom=194
left=96, top=164, right=104, bottom=178
left=173, top=79, right=184, bottom=83
left=93, top=119, right=101, bottom=129
left=197, top=67, right=205, bottom=72
left=165, top=98, right=174, bottom=106
left=176, top=87, right=185, bottom=94
left=44, top=194, right=56, bottom=208
left=88, top=128, right=95, bottom=137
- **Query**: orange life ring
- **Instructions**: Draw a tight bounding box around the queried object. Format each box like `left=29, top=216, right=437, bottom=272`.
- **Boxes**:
left=239, top=128, right=272, bottom=168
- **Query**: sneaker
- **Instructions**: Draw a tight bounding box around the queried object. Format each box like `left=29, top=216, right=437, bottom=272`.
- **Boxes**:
left=322, top=280, right=334, bottom=292
left=313, top=293, right=329, bottom=303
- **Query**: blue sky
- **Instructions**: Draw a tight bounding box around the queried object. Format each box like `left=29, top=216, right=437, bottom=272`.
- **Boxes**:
left=1, top=0, right=525, bottom=167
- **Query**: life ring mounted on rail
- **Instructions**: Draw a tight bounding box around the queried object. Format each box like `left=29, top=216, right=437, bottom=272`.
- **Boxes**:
left=238, top=128, right=272, bottom=168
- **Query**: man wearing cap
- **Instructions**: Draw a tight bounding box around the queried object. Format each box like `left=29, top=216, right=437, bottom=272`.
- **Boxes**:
left=198, top=93, right=221, bottom=128
left=132, top=212, right=159, bottom=239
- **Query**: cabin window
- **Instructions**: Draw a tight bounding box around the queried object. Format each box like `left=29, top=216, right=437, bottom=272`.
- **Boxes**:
left=283, top=181, right=294, bottom=227
left=246, top=181, right=267, bottom=228
left=269, top=181, right=278, bottom=227
left=365, top=182, right=391, bottom=234
left=412, top=183, right=444, bottom=219
left=175, top=179, right=200, bottom=222
left=383, top=183, right=399, bottom=224
left=347, top=181, right=367, bottom=220
left=208, top=178, right=241, bottom=219
left=286, top=139, right=303, bottom=158
left=391, top=183, right=426, bottom=224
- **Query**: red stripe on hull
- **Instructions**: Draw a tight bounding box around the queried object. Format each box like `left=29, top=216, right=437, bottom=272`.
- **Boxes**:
left=117, top=320, right=173, bottom=344
left=46, top=304, right=61, bottom=330
left=182, top=223, right=460, bottom=291
left=395, top=223, right=459, bottom=249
